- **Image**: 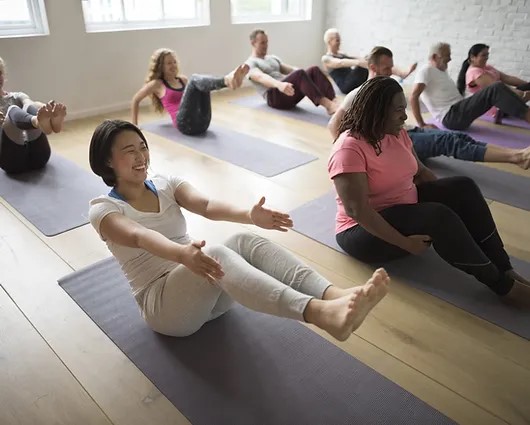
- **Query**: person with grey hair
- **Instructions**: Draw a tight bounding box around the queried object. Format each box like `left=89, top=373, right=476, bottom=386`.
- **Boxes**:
left=410, top=42, right=530, bottom=130
left=321, top=28, right=417, bottom=94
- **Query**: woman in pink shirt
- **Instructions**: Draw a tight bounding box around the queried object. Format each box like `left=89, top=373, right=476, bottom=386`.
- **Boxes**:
left=328, top=76, right=529, bottom=301
left=457, top=44, right=530, bottom=120
left=131, top=48, right=249, bottom=135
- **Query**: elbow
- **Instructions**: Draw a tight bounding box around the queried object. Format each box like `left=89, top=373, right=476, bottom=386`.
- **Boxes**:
left=344, top=202, right=368, bottom=221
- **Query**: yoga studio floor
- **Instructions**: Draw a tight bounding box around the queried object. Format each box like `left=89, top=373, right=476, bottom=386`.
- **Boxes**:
left=1, top=87, right=529, bottom=425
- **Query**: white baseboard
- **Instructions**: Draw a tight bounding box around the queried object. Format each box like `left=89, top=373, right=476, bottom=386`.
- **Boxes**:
left=64, top=101, right=133, bottom=121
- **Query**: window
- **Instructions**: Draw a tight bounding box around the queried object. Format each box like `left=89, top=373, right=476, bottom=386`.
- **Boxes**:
left=0, top=0, right=49, bottom=38
left=231, top=0, right=311, bottom=24
left=81, top=0, right=210, bottom=33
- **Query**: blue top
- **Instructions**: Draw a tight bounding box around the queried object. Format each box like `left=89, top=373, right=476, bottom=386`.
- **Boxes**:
left=109, top=180, right=158, bottom=201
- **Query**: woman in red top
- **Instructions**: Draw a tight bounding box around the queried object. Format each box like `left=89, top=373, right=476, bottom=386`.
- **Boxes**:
left=329, top=76, right=529, bottom=302
left=131, top=48, right=248, bottom=135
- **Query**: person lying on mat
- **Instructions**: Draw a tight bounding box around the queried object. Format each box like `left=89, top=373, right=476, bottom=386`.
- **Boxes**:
left=457, top=43, right=530, bottom=124
left=329, top=76, right=530, bottom=303
left=88, top=119, right=389, bottom=341
left=131, top=48, right=248, bottom=136
left=410, top=42, right=530, bottom=131
left=321, top=28, right=417, bottom=95
left=246, top=29, right=339, bottom=115
left=0, top=56, right=67, bottom=174
left=328, top=47, right=530, bottom=170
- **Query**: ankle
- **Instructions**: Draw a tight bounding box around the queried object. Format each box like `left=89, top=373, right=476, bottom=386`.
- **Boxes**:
left=303, top=298, right=323, bottom=325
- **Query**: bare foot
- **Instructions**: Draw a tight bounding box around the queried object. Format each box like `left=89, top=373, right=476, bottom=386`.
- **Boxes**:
left=517, top=146, right=530, bottom=170
left=505, top=269, right=530, bottom=285
left=323, top=268, right=390, bottom=300
left=320, top=97, right=339, bottom=115
left=35, top=103, right=53, bottom=134
left=224, top=64, right=249, bottom=90
left=502, top=280, right=530, bottom=309
left=307, top=268, right=390, bottom=341
left=50, top=102, right=67, bottom=133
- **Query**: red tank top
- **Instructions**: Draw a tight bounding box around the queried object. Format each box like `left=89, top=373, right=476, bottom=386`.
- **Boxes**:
left=159, top=77, right=185, bottom=126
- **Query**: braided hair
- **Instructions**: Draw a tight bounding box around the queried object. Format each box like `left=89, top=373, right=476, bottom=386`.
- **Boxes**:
left=335, top=76, right=404, bottom=155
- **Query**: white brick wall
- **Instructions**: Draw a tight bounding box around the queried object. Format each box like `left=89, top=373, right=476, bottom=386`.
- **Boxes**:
left=325, top=0, right=530, bottom=82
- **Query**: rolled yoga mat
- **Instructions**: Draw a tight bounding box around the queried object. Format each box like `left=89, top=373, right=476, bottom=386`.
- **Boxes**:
left=231, top=96, right=332, bottom=127
left=290, top=191, right=530, bottom=340
left=59, top=258, right=455, bottom=425
left=424, top=156, right=530, bottom=211
left=0, top=154, right=108, bottom=236
left=141, top=121, right=317, bottom=177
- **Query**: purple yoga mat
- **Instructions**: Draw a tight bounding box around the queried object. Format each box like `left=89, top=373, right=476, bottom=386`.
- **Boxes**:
left=59, top=258, right=454, bottom=425
left=480, top=114, right=530, bottom=130
left=427, top=119, right=530, bottom=149
left=290, top=191, right=530, bottom=340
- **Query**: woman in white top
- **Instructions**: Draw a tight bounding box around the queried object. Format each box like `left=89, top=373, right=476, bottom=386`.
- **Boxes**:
left=88, top=119, right=389, bottom=341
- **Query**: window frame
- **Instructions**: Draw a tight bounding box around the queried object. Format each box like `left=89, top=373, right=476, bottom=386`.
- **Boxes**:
left=81, top=0, right=210, bottom=33
left=230, top=0, right=312, bottom=24
left=0, top=0, right=49, bottom=39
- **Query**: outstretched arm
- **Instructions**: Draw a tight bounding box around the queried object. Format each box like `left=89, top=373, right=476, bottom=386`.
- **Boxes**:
left=323, top=56, right=368, bottom=70
left=499, top=71, right=528, bottom=88
left=392, top=62, right=418, bottom=79
left=174, top=182, right=293, bottom=231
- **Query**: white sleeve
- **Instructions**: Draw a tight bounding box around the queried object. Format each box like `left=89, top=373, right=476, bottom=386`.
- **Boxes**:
left=166, top=175, right=186, bottom=197
left=88, top=198, right=122, bottom=240
left=414, top=66, right=431, bottom=86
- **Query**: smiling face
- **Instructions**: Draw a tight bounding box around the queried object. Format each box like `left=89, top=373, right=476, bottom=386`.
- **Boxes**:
left=108, top=130, right=150, bottom=186
left=162, top=53, right=178, bottom=78
left=470, top=47, right=489, bottom=68
left=383, top=91, right=408, bottom=136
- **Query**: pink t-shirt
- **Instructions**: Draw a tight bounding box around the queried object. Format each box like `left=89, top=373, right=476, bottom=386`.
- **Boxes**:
left=328, top=129, right=419, bottom=234
left=466, top=65, right=501, bottom=117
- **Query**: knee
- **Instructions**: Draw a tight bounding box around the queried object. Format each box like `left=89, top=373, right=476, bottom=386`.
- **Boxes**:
left=306, top=66, right=321, bottom=74
left=488, top=81, right=506, bottom=93
left=224, top=231, right=264, bottom=254
left=202, top=243, right=234, bottom=261
left=422, top=202, right=460, bottom=230
left=446, top=175, right=481, bottom=195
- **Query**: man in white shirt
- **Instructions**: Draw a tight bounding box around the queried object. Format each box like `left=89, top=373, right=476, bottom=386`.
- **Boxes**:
left=246, top=29, right=338, bottom=115
left=410, top=42, right=530, bottom=130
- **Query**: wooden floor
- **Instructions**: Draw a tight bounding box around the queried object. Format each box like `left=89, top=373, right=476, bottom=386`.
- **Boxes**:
left=1, top=88, right=529, bottom=425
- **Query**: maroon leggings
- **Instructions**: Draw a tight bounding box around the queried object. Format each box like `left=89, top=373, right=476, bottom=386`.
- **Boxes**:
left=266, top=66, right=335, bottom=110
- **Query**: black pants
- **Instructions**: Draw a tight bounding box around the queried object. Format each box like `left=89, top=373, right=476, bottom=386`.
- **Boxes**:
left=336, top=176, right=513, bottom=295
left=329, top=67, right=369, bottom=94
left=0, top=105, right=51, bottom=174
left=443, top=81, right=528, bottom=130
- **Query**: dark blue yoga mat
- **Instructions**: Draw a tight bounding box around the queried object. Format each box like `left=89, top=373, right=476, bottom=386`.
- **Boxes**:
left=290, top=191, right=530, bottom=340
left=142, top=121, right=317, bottom=177
left=58, top=257, right=455, bottom=425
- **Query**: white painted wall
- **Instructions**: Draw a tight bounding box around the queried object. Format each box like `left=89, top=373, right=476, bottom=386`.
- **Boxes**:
left=0, top=0, right=326, bottom=118
left=326, top=0, right=530, bottom=83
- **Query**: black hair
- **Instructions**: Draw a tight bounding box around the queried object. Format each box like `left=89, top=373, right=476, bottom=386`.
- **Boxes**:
left=457, top=43, right=489, bottom=95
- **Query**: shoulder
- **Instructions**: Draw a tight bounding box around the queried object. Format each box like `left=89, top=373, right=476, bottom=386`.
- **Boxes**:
left=151, top=174, right=186, bottom=195
left=466, top=66, right=485, bottom=78
left=179, top=75, right=188, bottom=84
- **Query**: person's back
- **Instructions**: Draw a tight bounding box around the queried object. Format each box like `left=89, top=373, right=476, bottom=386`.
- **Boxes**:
left=415, top=64, right=462, bottom=122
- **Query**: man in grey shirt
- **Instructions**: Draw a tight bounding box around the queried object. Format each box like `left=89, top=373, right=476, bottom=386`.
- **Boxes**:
left=245, top=29, right=338, bottom=115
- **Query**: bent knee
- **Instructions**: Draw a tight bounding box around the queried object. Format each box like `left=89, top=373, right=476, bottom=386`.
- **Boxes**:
left=224, top=231, right=264, bottom=253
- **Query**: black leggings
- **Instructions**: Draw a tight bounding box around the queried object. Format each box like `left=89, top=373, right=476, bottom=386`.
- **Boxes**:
left=336, top=176, right=513, bottom=295
left=0, top=105, right=51, bottom=174
left=176, top=74, right=226, bottom=136
left=329, top=67, right=369, bottom=94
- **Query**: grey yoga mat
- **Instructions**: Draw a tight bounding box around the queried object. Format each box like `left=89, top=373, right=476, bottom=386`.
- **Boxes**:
left=59, top=258, right=454, bottom=425
left=231, top=95, right=331, bottom=126
left=290, top=191, right=530, bottom=340
left=424, top=156, right=530, bottom=211
left=142, top=121, right=317, bottom=177
left=0, top=154, right=107, bottom=236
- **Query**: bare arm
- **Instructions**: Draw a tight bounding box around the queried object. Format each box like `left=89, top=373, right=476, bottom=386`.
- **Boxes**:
left=475, top=73, right=526, bottom=98
left=174, top=182, right=253, bottom=224
left=328, top=106, right=346, bottom=139
left=333, top=173, right=413, bottom=251
left=410, top=83, right=427, bottom=127
left=279, top=63, right=297, bottom=74
left=392, top=62, right=418, bottom=79
left=499, top=71, right=528, bottom=88
left=323, top=56, right=368, bottom=70
left=248, top=68, right=284, bottom=90
left=131, top=80, right=162, bottom=126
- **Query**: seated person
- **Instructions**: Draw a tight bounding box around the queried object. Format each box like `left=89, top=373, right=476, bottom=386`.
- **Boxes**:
left=410, top=42, right=530, bottom=131
left=0, top=56, right=66, bottom=174
left=322, top=28, right=417, bottom=94
left=328, top=47, right=530, bottom=169
left=457, top=43, right=530, bottom=122
left=132, top=48, right=248, bottom=135
left=87, top=119, right=390, bottom=341
left=329, top=76, right=529, bottom=303
left=246, top=29, right=338, bottom=115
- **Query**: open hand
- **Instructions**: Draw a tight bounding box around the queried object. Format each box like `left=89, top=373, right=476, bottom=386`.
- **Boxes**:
left=180, top=240, right=224, bottom=283
left=249, top=197, right=293, bottom=232
left=279, top=82, right=295, bottom=96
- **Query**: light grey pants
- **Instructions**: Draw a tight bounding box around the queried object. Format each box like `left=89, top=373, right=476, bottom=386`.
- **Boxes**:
left=138, top=232, right=332, bottom=337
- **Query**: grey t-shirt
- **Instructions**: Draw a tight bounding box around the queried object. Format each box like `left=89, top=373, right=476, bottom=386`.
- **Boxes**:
left=0, top=91, right=29, bottom=115
left=245, top=55, right=285, bottom=98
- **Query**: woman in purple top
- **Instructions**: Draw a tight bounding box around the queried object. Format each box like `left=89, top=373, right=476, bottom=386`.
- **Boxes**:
left=131, top=48, right=248, bottom=136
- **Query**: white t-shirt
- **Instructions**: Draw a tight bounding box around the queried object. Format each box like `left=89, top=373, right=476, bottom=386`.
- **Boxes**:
left=89, top=174, right=191, bottom=296
left=245, top=54, right=285, bottom=98
left=414, top=64, right=463, bottom=122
